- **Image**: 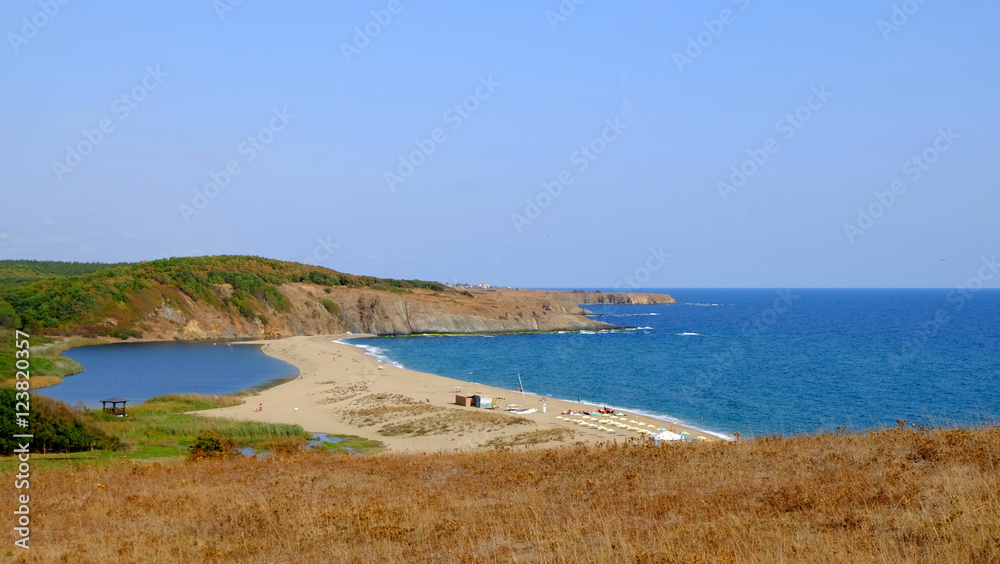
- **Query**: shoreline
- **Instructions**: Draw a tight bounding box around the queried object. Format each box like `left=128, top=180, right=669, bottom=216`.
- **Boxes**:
left=198, top=334, right=722, bottom=453
left=337, top=335, right=734, bottom=441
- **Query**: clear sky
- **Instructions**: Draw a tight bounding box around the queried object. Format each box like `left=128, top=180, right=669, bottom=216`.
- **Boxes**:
left=2, top=1, right=998, bottom=288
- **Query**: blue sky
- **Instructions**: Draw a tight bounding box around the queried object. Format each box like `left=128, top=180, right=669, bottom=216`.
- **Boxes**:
left=1, top=0, right=998, bottom=288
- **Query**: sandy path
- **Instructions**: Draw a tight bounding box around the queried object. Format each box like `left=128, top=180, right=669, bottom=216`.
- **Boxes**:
left=197, top=335, right=716, bottom=452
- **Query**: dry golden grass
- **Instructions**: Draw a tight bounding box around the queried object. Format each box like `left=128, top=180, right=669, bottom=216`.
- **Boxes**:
left=379, top=408, right=534, bottom=437
left=313, top=382, right=371, bottom=405
left=482, top=427, right=573, bottom=448
left=5, top=427, right=1000, bottom=563
left=341, top=404, right=440, bottom=427
left=339, top=393, right=441, bottom=427
left=336, top=392, right=536, bottom=436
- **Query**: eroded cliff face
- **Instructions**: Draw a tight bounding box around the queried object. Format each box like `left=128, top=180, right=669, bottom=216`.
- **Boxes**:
left=135, top=284, right=675, bottom=340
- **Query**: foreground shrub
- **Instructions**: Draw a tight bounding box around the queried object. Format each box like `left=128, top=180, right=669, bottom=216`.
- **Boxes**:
left=0, top=389, right=121, bottom=454
left=188, top=431, right=237, bottom=460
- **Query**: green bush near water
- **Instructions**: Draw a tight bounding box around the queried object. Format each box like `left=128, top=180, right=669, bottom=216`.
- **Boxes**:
left=0, top=388, right=122, bottom=454
left=98, top=393, right=310, bottom=444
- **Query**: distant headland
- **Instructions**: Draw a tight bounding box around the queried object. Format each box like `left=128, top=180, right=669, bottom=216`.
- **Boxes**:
left=0, top=256, right=675, bottom=340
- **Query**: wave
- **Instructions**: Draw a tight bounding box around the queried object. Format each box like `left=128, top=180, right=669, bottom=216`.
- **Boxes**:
left=554, top=396, right=734, bottom=441
left=336, top=337, right=734, bottom=441
left=676, top=332, right=703, bottom=336
left=682, top=303, right=722, bottom=306
left=589, top=312, right=660, bottom=317
left=332, top=339, right=406, bottom=368
left=623, top=407, right=735, bottom=441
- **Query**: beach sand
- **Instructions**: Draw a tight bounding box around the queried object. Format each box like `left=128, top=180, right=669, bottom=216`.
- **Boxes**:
left=198, top=334, right=716, bottom=452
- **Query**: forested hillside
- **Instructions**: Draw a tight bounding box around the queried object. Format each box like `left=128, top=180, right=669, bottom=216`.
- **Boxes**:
left=0, top=256, right=446, bottom=336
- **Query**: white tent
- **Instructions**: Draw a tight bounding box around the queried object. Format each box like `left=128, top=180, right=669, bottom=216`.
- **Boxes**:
left=652, top=430, right=683, bottom=443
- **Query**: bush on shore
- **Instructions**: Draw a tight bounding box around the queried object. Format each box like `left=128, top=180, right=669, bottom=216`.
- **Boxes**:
left=0, top=389, right=121, bottom=454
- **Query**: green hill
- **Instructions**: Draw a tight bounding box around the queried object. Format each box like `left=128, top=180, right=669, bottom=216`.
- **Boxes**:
left=0, top=259, right=128, bottom=286
left=0, top=255, right=447, bottom=336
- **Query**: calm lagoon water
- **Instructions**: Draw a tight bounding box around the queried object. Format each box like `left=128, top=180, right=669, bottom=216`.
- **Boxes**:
left=37, top=342, right=299, bottom=408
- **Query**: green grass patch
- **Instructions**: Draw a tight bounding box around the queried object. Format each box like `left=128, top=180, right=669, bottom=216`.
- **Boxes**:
left=125, top=393, right=244, bottom=414
left=1, top=393, right=310, bottom=470
left=93, top=394, right=310, bottom=448
left=0, top=332, right=110, bottom=388
left=310, top=435, right=386, bottom=455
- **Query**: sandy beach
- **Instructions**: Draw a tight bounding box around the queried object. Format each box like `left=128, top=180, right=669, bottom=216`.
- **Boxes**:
left=198, top=334, right=717, bottom=452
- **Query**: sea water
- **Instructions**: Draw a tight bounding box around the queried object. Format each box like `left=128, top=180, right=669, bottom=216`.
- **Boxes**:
left=348, top=289, right=1000, bottom=438
left=37, top=342, right=299, bottom=408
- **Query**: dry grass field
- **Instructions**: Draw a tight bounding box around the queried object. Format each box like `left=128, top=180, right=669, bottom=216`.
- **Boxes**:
left=339, top=392, right=535, bottom=438
left=4, top=426, right=999, bottom=563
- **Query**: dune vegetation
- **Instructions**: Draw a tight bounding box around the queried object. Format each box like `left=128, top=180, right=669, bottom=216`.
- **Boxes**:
left=4, top=425, right=998, bottom=563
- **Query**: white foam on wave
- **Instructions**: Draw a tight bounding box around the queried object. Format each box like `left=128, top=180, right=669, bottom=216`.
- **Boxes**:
left=588, top=312, right=660, bottom=317
left=334, top=338, right=734, bottom=441
left=626, top=407, right=736, bottom=441
left=682, top=303, right=722, bottom=307
left=560, top=398, right=734, bottom=441
left=332, top=339, right=405, bottom=368
left=676, top=332, right=702, bottom=336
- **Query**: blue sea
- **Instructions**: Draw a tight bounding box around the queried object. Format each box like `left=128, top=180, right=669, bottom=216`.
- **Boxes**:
left=348, top=289, right=1000, bottom=439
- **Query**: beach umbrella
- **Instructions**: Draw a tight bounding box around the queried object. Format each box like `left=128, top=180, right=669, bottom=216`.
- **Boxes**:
left=653, top=430, right=682, bottom=442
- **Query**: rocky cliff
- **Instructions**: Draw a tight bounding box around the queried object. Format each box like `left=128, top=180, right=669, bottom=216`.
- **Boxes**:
left=139, top=285, right=675, bottom=340
left=2, top=256, right=676, bottom=340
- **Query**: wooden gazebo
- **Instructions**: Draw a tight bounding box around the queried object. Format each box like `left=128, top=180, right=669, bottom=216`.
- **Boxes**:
left=101, top=397, right=128, bottom=416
